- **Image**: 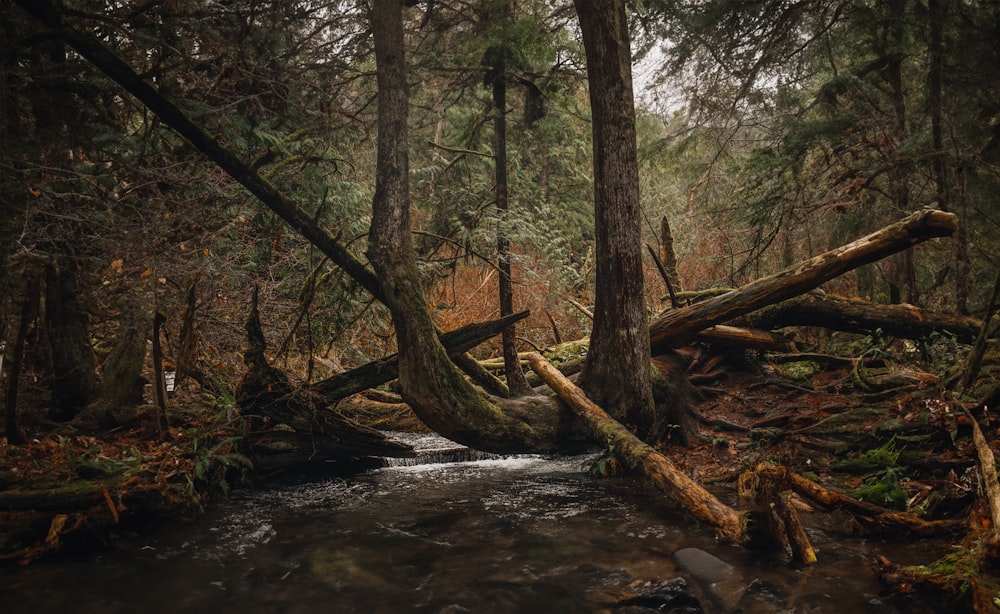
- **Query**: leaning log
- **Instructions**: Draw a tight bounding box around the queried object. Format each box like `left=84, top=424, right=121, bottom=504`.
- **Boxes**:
left=648, top=209, right=958, bottom=352
left=525, top=352, right=742, bottom=542
left=311, top=310, right=529, bottom=400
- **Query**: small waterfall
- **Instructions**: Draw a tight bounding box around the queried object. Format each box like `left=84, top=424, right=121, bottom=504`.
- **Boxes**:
left=382, top=448, right=529, bottom=467
left=380, top=431, right=539, bottom=467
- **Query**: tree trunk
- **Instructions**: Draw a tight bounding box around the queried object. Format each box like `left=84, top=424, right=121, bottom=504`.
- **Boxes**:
left=492, top=31, right=531, bottom=397
left=574, top=0, right=657, bottom=439
left=648, top=209, right=958, bottom=353
left=661, top=216, right=683, bottom=294
left=366, top=0, right=586, bottom=454
left=73, top=299, right=152, bottom=429
left=3, top=270, right=40, bottom=444
left=44, top=257, right=99, bottom=422
left=150, top=312, right=170, bottom=435
left=883, top=0, right=918, bottom=306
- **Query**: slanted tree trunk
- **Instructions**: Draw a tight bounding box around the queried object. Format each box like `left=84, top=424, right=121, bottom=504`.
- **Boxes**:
left=574, top=0, right=658, bottom=440
left=366, top=0, right=586, bottom=453
left=310, top=310, right=529, bottom=400
left=526, top=352, right=742, bottom=542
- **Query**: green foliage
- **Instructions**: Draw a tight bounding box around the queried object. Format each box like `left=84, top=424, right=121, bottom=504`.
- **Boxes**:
left=850, top=466, right=908, bottom=509
left=839, top=438, right=911, bottom=509
left=60, top=436, right=143, bottom=481
left=835, top=437, right=901, bottom=474
left=582, top=444, right=623, bottom=478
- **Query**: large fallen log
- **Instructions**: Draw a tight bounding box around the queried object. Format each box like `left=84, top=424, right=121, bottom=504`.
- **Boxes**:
left=743, top=292, right=982, bottom=343
left=648, top=209, right=958, bottom=352
left=524, top=352, right=743, bottom=542
left=310, top=310, right=530, bottom=400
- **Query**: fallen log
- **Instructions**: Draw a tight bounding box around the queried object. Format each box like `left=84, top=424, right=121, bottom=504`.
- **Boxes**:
left=744, top=292, right=982, bottom=343
left=694, top=325, right=797, bottom=353
left=648, top=209, right=958, bottom=352
left=782, top=464, right=964, bottom=536
left=525, top=352, right=743, bottom=542
left=311, top=310, right=530, bottom=400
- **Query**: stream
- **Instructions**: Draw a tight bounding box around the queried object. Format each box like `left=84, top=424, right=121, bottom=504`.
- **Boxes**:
left=2, top=433, right=942, bottom=613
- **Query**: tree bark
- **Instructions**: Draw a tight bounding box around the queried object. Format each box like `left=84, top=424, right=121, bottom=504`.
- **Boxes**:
left=648, top=209, right=958, bottom=353
left=74, top=299, right=153, bottom=429
left=310, top=311, right=529, bottom=400
left=366, top=0, right=587, bottom=454
left=150, top=311, right=170, bottom=435
left=694, top=325, right=797, bottom=353
left=4, top=270, right=39, bottom=444
left=744, top=291, right=982, bottom=344
left=44, top=257, right=99, bottom=421
left=574, top=0, right=657, bottom=439
left=738, top=463, right=817, bottom=565
left=491, top=26, right=531, bottom=397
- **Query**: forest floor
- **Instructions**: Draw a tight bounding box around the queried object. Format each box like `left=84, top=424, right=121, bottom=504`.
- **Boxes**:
left=1, top=334, right=998, bottom=606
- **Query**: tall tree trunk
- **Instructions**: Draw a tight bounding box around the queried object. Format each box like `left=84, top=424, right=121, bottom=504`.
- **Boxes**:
left=44, top=256, right=99, bottom=421
left=4, top=270, right=40, bottom=444
left=574, top=0, right=658, bottom=439
left=884, top=0, right=918, bottom=306
left=492, top=33, right=531, bottom=397
left=927, top=0, right=971, bottom=314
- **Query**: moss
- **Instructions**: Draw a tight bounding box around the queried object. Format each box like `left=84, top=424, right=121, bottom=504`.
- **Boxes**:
left=776, top=360, right=821, bottom=380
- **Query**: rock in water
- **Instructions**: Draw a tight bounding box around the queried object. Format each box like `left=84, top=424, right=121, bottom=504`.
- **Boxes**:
left=673, top=547, right=746, bottom=610
left=672, top=548, right=735, bottom=584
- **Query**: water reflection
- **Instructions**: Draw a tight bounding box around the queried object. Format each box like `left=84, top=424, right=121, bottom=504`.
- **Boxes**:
left=1, top=433, right=932, bottom=613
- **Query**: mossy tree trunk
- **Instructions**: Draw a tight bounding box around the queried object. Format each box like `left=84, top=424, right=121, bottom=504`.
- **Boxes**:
left=367, top=0, right=585, bottom=453
left=573, top=0, right=659, bottom=440
left=73, top=298, right=151, bottom=429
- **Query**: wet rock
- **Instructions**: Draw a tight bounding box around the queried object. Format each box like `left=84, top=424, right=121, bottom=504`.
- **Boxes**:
left=672, top=548, right=734, bottom=584
left=672, top=547, right=745, bottom=610
left=615, top=577, right=703, bottom=613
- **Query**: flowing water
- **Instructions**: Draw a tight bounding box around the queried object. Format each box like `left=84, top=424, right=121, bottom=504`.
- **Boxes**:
left=1, top=433, right=942, bottom=613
